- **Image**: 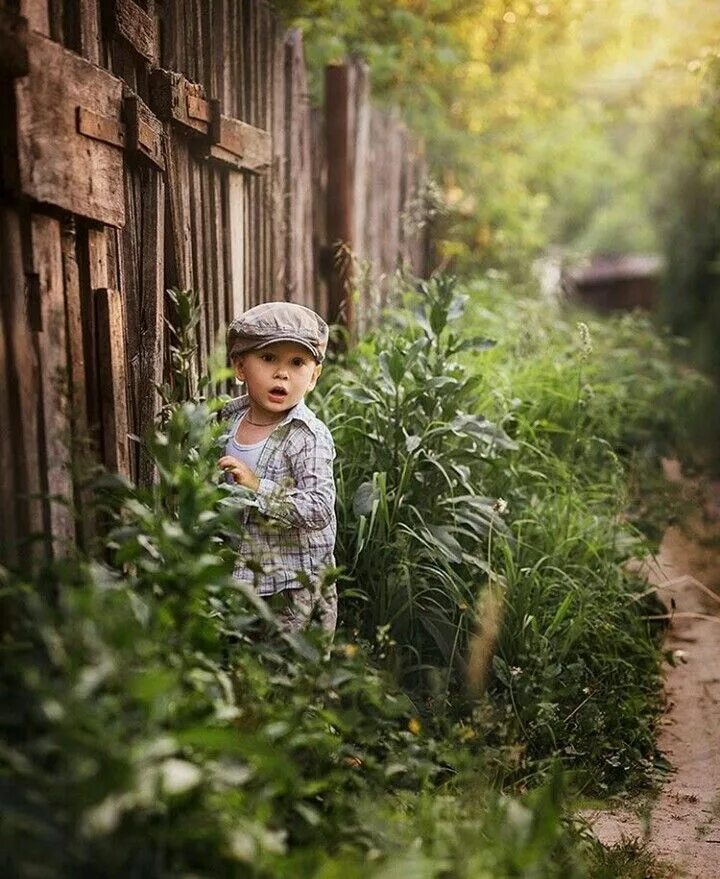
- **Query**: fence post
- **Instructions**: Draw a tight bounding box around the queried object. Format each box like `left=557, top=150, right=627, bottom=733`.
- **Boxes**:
left=324, top=63, right=353, bottom=330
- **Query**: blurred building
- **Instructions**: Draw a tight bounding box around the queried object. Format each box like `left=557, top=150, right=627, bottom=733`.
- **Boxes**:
left=563, top=254, right=663, bottom=311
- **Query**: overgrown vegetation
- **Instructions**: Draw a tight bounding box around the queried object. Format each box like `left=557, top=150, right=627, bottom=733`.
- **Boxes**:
left=1, top=277, right=711, bottom=876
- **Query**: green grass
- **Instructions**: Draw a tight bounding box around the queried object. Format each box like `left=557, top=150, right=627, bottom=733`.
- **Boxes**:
left=1, top=278, right=715, bottom=876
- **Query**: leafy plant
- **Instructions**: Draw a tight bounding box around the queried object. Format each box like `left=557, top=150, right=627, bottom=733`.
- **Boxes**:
left=316, top=275, right=512, bottom=700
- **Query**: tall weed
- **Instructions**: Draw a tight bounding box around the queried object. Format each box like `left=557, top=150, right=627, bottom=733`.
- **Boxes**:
left=315, top=276, right=513, bottom=698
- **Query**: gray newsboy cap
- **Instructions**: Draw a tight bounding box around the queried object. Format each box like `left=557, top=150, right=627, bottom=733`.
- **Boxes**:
left=227, top=302, right=329, bottom=363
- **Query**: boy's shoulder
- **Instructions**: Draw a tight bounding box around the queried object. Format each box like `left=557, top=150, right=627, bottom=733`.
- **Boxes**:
left=286, top=401, right=334, bottom=448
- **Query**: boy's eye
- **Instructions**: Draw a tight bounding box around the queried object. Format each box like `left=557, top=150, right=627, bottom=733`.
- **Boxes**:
left=261, top=353, right=274, bottom=362
left=292, top=358, right=306, bottom=367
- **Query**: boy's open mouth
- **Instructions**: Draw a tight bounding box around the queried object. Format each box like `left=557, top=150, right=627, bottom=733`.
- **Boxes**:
left=268, top=386, right=288, bottom=400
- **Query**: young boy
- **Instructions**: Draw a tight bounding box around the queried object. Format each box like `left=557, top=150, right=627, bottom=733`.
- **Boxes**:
left=218, top=302, right=337, bottom=634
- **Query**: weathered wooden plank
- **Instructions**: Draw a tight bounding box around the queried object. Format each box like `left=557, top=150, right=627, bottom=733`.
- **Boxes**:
left=310, top=106, right=328, bottom=319
left=0, top=9, right=29, bottom=80
left=60, top=218, right=93, bottom=548
left=48, top=0, right=63, bottom=43
left=149, top=69, right=209, bottom=136
left=200, top=163, right=214, bottom=356
left=183, top=0, right=195, bottom=82
left=0, top=205, right=46, bottom=565
left=270, top=17, right=283, bottom=298
left=95, top=287, right=130, bottom=477
left=124, top=166, right=164, bottom=485
left=20, top=0, right=49, bottom=36
left=31, top=213, right=75, bottom=555
left=119, top=165, right=139, bottom=483
left=80, top=225, right=107, bottom=450
left=351, top=59, right=370, bottom=268
left=215, top=0, right=231, bottom=116
left=325, top=63, right=353, bottom=327
left=227, top=170, right=245, bottom=320
left=211, top=166, right=226, bottom=340
left=78, top=0, right=101, bottom=64
left=14, top=32, right=125, bottom=227
left=0, top=224, right=18, bottom=567
left=250, top=0, right=259, bottom=127
left=241, top=0, right=252, bottom=124
left=284, top=29, right=316, bottom=306
left=189, top=157, right=208, bottom=370
left=163, top=134, right=193, bottom=289
left=207, top=103, right=271, bottom=172
left=112, top=0, right=156, bottom=63
left=200, top=0, right=213, bottom=96
left=124, top=92, right=165, bottom=170
left=259, top=5, right=271, bottom=300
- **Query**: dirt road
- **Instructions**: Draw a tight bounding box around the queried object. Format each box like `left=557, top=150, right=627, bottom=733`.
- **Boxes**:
left=586, top=469, right=720, bottom=878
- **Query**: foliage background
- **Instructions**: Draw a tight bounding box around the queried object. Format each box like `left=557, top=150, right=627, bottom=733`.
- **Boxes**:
left=276, top=0, right=720, bottom=372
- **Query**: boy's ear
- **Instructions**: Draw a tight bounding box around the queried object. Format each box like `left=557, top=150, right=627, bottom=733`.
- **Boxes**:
left=308, top=362, right=322, bottom=390
left=232, top=354, right=246, bottom=381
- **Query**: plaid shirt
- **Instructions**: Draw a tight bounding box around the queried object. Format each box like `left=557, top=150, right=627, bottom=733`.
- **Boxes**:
left=220, top=394, right=337, bottom=596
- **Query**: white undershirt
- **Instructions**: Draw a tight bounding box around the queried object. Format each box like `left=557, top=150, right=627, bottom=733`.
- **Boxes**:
left=226, top=413, right=268, bottom=473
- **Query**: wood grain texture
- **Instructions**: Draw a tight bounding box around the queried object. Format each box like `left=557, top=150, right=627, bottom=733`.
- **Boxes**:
left=0, top=211, right=19, bottom=566
left=0, top=206, right=45, bottom=565
left=149, top=68, right=210, bottom=136
left=31, top=213, right=75, bottom=555
left=121, top=163, right=164, bottom=484
left=283, top=29, right=314, bottom=306
left=227, top=171, right=245, bottom=320
left=324, top=63, right=353, bottom=327
left=207, top=103, right=272, bottom=173
left=78, top=0, right=102, bottom=64
left=113, top=0, right=156, bottom=63
left=164, top=134, right=194, bottom=290
left=14, top=32, right=125, bottom=226
left=123, top=92, right=165, bottom=170
left=60, top=217, right=93, bottom=548
left=20, top=0, right=49, bottom=36
left=95, top=286, right=130, bottom=477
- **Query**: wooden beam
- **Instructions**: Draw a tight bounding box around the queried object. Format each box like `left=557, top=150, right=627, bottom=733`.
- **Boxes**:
left=324, top=63, right=354, bottom=329
left=14, top=32, right=126, bottom=227
left=20, top=0, right=49, bottom=36
left=95, top=287, right=130, bottom=478
left=123, top=93, right=165, bottom=170
left=31, top=213, right=75, bottom=556
left=207, top=101, right=272, bottom=173
left=78, top=0, right=101, bottom=64
left=112, top=0, right=157, bottom=64
left=149, top=68, right=209, bottom=136
left=0, top=206, right=45, bottom=566
left=60, top=218, right=93, bottom=548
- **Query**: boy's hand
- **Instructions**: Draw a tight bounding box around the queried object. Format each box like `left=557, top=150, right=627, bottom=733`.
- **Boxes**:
left=218, top=455, right=260, bottom=491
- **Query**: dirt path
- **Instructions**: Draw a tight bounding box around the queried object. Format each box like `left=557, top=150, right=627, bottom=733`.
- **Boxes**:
left=586, top=466, right=720, bottom=878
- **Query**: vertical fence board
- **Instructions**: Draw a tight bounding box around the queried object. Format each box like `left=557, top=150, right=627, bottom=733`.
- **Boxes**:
left=21, top=0, right=49, bottom=35
left=325, top=64, right=353, bottom=326
left=0, top=212, right=20, bottom=566
left=0, top=207, right=45, bottom=564
left=228, top=171, right=245, bottom=320
left=211, top=167, right=226, bottom=342
left=60, top=218, right=92, bottom=546
left=96, top=286, right=130, bottom=477
left=31, top=213, right=74, bottom=554
left=82, top=226, right=108, bottom=450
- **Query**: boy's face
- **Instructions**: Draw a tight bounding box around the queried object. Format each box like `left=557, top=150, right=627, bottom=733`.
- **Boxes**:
left=234, top=341, right=322, bottom=416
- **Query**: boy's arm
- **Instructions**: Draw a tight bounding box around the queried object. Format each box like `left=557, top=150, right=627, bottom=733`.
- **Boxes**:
left=255, top=427, right=335, bottom=530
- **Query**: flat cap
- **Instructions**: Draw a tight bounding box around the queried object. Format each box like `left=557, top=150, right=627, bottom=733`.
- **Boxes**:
left=228, top=301, right=329, bottom=363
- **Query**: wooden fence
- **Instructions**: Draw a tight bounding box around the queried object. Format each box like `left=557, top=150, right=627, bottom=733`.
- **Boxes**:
left=0, top=0, right=430, bottom=566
